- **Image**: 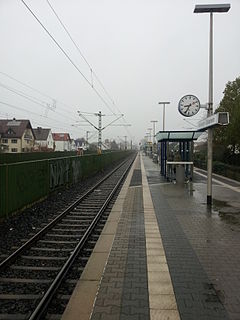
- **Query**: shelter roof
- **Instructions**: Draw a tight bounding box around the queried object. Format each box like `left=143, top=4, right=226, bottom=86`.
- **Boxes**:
left=156, top=130, right=202, bottom=142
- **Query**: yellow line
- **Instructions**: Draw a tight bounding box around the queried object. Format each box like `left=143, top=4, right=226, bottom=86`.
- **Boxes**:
left=141, top=154, right=181, bottom=320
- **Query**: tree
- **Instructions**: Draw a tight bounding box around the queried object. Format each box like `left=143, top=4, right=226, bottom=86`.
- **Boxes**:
left=214, top=76, right=240, bottom=154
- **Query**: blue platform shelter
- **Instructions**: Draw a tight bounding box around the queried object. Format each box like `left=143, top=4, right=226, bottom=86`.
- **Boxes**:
left=155, top=130, right=202, bottom=181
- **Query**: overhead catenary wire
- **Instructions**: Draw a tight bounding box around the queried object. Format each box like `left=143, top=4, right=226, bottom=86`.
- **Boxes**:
left=20, top=0, right=117, bottom=116
left=45, top=0, right=133, bottom=139
left=0, top=81, right=80, bottom=123
left=46, top=0, right=116, bottom=107
left=0, top=82, right=52, bottom=110
left=0, top=70, right=76, bottom=116
left=0, top=100, right=85, bottom=134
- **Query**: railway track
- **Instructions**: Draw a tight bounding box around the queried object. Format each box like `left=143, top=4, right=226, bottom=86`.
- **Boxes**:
left=0, top=153, right=136, bottom=320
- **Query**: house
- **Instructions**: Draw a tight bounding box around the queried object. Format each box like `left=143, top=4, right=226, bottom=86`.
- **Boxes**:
left=52, top=133, right=71, bottom=151
left=75, top=138, right=87, bottom=151
left=0, top=118, right=35, bottom=153
left=70, top=139, right=76, bottom=151
left=33, top=127, right=54, bottom=151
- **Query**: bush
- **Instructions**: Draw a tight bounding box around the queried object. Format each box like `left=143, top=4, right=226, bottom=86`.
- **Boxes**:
left=194, top=158, right=240, bottom=182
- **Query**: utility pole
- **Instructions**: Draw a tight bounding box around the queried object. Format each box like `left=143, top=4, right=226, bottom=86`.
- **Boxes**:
left=86, top=130, right=90, bottom=149
left=78, top=110, right=124, bottom=153
left=124, top=136, right=127, bottom=150
left=97, top=111, right=102, bottom=152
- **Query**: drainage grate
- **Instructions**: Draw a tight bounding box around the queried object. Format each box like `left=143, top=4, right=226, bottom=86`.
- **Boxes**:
left=129, top=169, right=142, bottom=187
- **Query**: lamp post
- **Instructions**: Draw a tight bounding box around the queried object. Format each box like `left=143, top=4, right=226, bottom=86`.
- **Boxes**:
left=150, top=120, right=158, bottom=143
left=158, top=102, right=170, bottom=131
left=148, top=128, right=152, bottom=142
left=194, top=3, right=230, bottom=206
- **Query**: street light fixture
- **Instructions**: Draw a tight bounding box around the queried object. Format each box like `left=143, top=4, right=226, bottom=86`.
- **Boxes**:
left=158, top=102, right=170, bottom=131
left=194, top=3, right=230, bottom=205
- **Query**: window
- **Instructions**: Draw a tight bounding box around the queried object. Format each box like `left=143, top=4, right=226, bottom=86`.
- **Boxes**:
left=11, top=139, right=17, bottom=143
left=2, top=139, right=8, bottom=143
left=7, top=128, right=14, bottom=135
left=11, top=148, right=18, bottom=152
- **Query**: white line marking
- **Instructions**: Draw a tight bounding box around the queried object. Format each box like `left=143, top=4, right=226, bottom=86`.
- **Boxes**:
left=194, top=170, right=240, bottom=193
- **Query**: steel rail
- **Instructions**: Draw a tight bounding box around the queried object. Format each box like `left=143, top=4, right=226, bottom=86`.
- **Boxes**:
left=0, top=156, right=133, bottom=271
left=28, top=155, right=135, bottom=320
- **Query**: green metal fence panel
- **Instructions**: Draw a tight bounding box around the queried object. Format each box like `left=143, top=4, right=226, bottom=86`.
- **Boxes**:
left=0, top=160, right=49, bottom=219
left=0, top=151, right=132, bottom=219
left=0, top=151, right=77, bottom=164
left=0, top=165, right=7, bottom=218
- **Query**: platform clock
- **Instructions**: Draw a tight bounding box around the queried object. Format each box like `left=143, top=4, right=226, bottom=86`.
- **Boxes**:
left=178, top=95, right=200, bottom=117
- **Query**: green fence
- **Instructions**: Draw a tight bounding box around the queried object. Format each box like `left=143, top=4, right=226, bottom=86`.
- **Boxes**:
left=0, top=150, right=119, bottom=164
left=0, top=151, right=133, bottom=219
left=0, top=151, right=78, bottom=164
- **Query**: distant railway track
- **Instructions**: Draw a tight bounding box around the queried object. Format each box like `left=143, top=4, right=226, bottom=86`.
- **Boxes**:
left=0, top=153, right=136, bottom=320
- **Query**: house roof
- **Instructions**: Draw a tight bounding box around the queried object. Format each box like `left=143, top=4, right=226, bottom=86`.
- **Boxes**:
left=33, top=127, right=51, bottom=141
left=52, top=133, right=71, bottom=141
left=0, top=119, right=35, bottom=139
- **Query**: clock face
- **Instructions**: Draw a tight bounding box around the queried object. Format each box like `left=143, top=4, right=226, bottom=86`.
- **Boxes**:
left=178, top=95, right=200, bottom=117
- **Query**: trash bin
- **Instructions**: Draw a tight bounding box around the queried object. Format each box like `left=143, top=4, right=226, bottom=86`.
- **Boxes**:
left=176, top=165, right=185, bottom=184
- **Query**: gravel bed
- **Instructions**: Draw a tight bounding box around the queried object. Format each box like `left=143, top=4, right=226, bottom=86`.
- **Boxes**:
left=13, top=258, right=67, bottom=268
left=1, top=300, right=38, bottom=315
left=0, top=161, right=122, bottom=260
left=2, top=269, right=58, bottom=280
left=25, top=250, right=71, bottom=258
left=0, top=282, right=48, bottom=295
left=0, top=155, right=134, bottom=318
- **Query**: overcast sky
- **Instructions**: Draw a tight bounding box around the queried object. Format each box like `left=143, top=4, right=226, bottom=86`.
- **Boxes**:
left=0, top=0, right=239, bottom=145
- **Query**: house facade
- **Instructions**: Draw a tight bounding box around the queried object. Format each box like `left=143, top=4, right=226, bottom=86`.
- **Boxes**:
left=33, top=127, right=54, bottom=151
left=0, top=119, right=35, bottom=153
left=52, top=133, right=71, bottom=151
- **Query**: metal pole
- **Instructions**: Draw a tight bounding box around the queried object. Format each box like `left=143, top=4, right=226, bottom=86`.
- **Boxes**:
left=124, top=136, right=127, bottom=150
left=86, top=131, right=90, bottom=149
left=207, top=12, right=213, bottom=205
left=98, top=111, right=102, bottom=150
left=148, top=128, right=152, bottom=142
left=163, top=103, right=165, bottom=131
left=158, top=102, right=169, bottom=131
left=151, top=120, right=158, bottom=143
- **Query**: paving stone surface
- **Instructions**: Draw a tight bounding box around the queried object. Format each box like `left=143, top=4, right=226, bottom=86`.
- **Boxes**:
left=91, top=158, right=150, bottom=320
left=143, top=155, right=240, bottom=320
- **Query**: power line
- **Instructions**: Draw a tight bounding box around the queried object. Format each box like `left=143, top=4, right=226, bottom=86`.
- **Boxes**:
left=20, top=0, right=117, bottom=116
left=0, top=100, right=84, bottom=134
left=45, top=0, right=133, bottom=139
left=0, top=82, right=52, bottom=110
left=0, top=81, right=79, bottom=123
left=0, top=70, right=77, bottom=116
left=46, top=0, right=117, bottom=107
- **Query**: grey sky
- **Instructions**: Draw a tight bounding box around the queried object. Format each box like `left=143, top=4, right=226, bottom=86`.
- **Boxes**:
left=0, top=0, right=239, bottom=144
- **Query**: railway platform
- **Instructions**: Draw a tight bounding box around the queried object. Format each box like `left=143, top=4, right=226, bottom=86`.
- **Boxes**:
left=62, top=153, right=240, bottom=320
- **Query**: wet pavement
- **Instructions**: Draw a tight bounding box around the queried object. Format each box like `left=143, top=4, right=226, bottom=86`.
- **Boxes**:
left=143, top=155, right=240, bottom=320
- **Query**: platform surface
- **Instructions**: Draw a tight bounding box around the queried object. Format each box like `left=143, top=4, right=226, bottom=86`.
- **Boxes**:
left=62, top=153, right=240, bottom=320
